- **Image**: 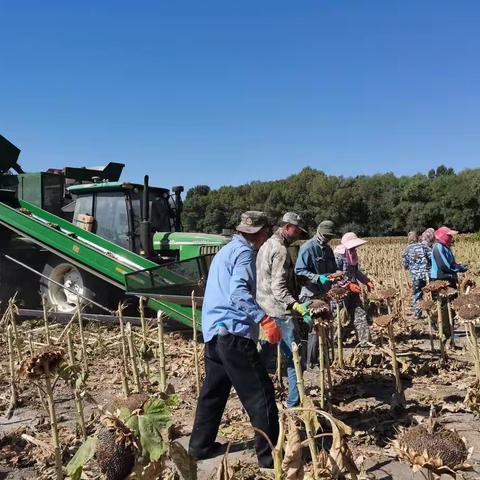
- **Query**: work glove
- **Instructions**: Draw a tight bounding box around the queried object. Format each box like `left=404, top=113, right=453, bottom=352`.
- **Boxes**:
left=292, top=301, right=310, bottom=316
left=317, top=274, right=330, bottom=285
left=302, top=314, right=313, bottom=326
left=347, top=282, right=362, bottom=294
left=367, top=281, right=374, bottom=292
left=260, top=316, right=282, bottom=344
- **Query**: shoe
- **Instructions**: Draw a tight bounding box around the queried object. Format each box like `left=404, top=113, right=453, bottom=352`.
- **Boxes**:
left=189, top=441, right=225, bottom=460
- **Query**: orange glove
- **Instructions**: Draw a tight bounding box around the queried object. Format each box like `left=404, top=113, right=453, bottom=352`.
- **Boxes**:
left=260, top=316, right=282, bottom=344
left=348, top=282, right=362, bottom=294
left=367, top=281, right=374, bottom=292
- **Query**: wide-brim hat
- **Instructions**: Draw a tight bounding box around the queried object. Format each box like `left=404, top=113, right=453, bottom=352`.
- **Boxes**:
left=341, top=232, right=367, bottom=250
left=236, top=210, right=269, bottom=234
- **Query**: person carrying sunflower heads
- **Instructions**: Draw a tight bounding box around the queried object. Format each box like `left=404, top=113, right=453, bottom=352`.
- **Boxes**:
left=333, top=232, right=374, bottom=346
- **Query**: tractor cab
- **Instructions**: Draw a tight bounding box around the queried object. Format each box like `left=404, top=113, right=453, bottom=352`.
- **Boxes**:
left=68, top=179, right=184, bottom=259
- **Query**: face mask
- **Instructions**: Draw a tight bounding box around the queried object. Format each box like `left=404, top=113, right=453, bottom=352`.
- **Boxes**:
left=346, top=248, right=359, bottom=266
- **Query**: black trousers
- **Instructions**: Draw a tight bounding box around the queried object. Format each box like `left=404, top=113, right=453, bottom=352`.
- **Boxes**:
left=189, top=333, right=279, bottom=467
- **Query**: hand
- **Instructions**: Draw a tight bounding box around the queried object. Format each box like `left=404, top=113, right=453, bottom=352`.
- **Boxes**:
left=328, top=271, right=344, bottom=281
left=292, top=301, right=310, bottom=316
left=317, top=274, right=330, bottom=285
left=348, top=282, right=362, bottom=294
left=302, top=314, right=313, bottom=325
left=260, top=316, right=282, bottom=344
left=367, top=281, right=374, bottom=292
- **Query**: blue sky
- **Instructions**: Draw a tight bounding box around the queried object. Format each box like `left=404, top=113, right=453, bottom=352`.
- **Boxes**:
left=1, top=1, right=479, bottom=192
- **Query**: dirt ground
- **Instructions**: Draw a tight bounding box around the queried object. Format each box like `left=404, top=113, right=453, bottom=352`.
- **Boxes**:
left=0, top=312, right=479, bottom=479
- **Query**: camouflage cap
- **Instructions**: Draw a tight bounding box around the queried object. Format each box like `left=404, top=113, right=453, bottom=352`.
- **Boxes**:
left=281, top=212, right=307, bottom=233
left=317, top=220, right=335, bottom=237
left=236, top=211, right=269, bottom=234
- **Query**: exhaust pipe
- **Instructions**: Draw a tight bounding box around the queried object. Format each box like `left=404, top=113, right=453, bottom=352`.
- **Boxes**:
left=140, top=175, right=152, bottom=257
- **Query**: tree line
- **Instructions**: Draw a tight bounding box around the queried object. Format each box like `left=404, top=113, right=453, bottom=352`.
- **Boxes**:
left=182, top=165, right=480, bottom=237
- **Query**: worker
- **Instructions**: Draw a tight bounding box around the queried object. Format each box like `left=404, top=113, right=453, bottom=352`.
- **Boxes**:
left=431, top=226, right=467, bottom=287
left=189, top=211, right=282, bottom=469
left=430, top=226, right=467, bottom=341
left=256, top=212, right=311, bottom=408
left=294, top=220, right=337, bottom=367
left=402, top=231, right=431, bottom=319
left=421, top=227, right=435, bottom=249
left=334, top=232, right=373, bottom=345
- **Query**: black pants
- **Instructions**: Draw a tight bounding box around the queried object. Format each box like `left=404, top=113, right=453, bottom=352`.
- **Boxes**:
left=189, top=333, right=279, bottom=467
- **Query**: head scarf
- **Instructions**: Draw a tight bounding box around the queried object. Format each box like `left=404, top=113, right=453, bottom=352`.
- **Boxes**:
left=407, top=231, right=418, bottom=244
left=421, top=228, right=435, bottom=247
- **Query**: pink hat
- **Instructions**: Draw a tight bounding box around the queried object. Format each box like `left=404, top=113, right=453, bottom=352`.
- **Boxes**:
left=341, top=232, right=367, bottom=250
left=434, top=226, right=458, bottom=246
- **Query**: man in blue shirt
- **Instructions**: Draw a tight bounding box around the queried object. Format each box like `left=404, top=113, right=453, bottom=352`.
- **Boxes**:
left=295, top=220, right=337, bottom=367
left=189, top=211, right=282, bottom=468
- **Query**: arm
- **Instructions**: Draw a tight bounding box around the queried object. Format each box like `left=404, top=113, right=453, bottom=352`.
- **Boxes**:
left=432, top=244, right=463, bottom=275
left=271, top=247, right=297, bottom=308
left=355, top=267, right=370, bottom=285
left=295, top=244, right=321, bottom=283
left=402, top=248, right=409, bottom=270
left=229, top=249, right=265, bottom=323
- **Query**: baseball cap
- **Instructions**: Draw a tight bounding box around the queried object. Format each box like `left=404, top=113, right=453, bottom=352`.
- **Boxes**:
left=236, top=211, right=269, bottom=234
left=281, top=212, right=307, bottom=233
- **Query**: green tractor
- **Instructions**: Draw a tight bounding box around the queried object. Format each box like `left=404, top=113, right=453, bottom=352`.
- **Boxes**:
left=0, top=134, right=229, bottom=315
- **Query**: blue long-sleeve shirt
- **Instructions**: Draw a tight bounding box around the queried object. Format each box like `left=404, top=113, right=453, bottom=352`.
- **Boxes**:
left=201, top=234, right=265, bottom=342
left=430, top=242, right=466, bottom=283
left=294, top=236, right=337, bottom=300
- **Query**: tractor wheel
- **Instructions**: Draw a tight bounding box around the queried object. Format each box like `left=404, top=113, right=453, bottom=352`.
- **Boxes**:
left=39, top=257, right=116, bottom=313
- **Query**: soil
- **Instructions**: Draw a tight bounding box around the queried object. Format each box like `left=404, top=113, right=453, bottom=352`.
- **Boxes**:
left=0, top=313, right=479, bottom=479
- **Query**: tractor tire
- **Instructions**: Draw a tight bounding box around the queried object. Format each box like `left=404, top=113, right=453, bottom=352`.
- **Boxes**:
left=39, top=257, right=120, bottom=313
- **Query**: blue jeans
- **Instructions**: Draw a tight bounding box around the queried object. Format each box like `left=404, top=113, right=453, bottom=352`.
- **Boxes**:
left=260, top=317, right=300, bottom=408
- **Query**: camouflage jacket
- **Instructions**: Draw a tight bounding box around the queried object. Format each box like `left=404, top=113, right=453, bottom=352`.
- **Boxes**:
left=402, top=242, right=431, bottom=280
left=256, top=229, right=297, bottom=318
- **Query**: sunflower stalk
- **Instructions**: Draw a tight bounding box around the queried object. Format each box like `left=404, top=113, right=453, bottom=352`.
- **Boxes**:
left=292, top=342, right=319, bottom=477
left=117, top=304, right=130, bottom=397
left=42, top=295, right=51, bottom=346
left=436, top=298, right=447, bottom=362
left=126, top=322, right=142, bottom=392
left=44, top=362, right=63, bottom=479
left=76, top=298, right=88, bottom=373
left=336, top=302, right=344, bottom=368
left=192, top=291, right=200, bottom=397
left=6, top=325, right=18, bottom=420
left=138, top=297, right=150, bottom=381
left=156, top=311, right=167, bottom=392
left=67, top=331, right=87, bottom=440
left=318, top=325, right=326, bottom=409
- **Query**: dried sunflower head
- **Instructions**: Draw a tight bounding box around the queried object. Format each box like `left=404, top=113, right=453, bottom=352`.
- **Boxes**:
left=419, top=298, right=435, bottom=313
left=105, top=393, right=150, bottom=416
left=20, top=346, right=65, bottom=379
left=308, top=299, right=331, bottom=318
left=460, top=278, right=476, bottom=294
left=393, top=424, right=472, bottom=477
left=374, top=314, right=397, bottom=328
left=452, top=293, right=480, bottom=311
left=327, top=286, right=349, bottom=301
left=423, top=280, right=450, bottom=294
left=438, top=287, right=457, bottom=298
left=370, top=287, right=398, bottom=302
left=96, top=415, right=138, bottom=480
left=456, top=303, right=480, bottom=324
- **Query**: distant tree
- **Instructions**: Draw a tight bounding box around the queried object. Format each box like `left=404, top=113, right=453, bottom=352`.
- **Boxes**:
left=182, top=166, right=475, bottom=236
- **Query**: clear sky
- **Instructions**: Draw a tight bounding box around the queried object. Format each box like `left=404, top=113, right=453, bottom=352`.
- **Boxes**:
left=1, top=1, right=479, bottom=192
